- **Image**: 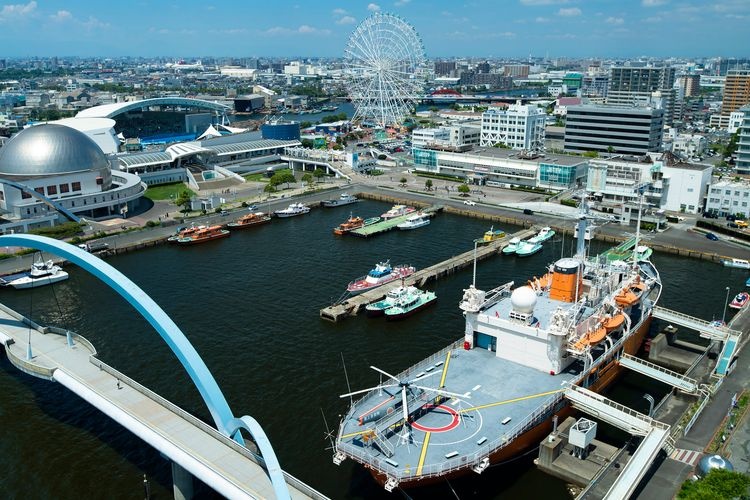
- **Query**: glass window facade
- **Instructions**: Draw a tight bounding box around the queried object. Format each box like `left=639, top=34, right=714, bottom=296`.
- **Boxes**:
left=412, top=148, right=437, bottom=169
left=539, top=163, right=575, bottom=188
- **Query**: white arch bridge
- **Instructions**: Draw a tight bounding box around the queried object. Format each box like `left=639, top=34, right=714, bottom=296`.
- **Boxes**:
left=0, top=234, right=325, bottom=500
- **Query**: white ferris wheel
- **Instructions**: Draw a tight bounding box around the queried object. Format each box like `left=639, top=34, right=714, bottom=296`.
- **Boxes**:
left=344, top=12, right=426, bottom=128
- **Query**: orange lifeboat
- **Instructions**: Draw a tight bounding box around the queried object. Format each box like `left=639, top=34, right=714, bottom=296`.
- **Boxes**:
left=615, top=289, right=640, bottom=307
left=572, top=325, right=608, bottom=350
left=603, top=312, right=625, bottom=332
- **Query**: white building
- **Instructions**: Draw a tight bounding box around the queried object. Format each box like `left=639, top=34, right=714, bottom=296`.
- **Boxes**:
left=220, top=67, right=257, bottom=79
left=479, top=101, right=546, bottom=150
left=659, top=159, right=713, bottom=214
left=412, top=124, right=480, bottom=151
left=706, top=180, right=750, bottom=219
left=728, top=110, right=745, bottom=134
left=671, top=134, right=708, bottom=159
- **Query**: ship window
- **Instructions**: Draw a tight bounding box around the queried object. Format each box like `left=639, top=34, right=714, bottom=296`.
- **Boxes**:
left=502, top=417, right=512, bottom=425
left=445, top=451, right=459, bottom=459
left=385, top=458, right=399, bottom=467
left=477, top=437, right=487, bottom=445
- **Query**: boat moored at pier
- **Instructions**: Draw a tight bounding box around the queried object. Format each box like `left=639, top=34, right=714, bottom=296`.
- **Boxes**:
left=274, top=203, right=310, bottom=218
left=227, top=212, right=271, bottom=229
left=176, top=225, right=230, bottom=245
left=322, top=193, right=360, bottom=207
left=347, top=261, right=416, bottom=294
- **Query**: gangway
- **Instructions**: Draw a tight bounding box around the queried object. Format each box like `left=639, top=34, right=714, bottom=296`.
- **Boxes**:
left=603, top=426, right=670, bottom=500
left=715, top=334, right=740, bottom=376
left=565, top=386, right=672, bottom=500
left=564, top=385, right=669, bottom=436
left=652, top=306, right=740, bottom=340
left=618, top=353, right=699, bottom=394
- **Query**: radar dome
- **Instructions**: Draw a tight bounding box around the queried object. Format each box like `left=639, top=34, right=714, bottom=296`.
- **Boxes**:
left=511, top=286, right=537, bottom=314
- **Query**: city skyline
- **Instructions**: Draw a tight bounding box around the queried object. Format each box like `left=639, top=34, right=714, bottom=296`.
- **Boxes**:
left=0, top=0, right=749, bottom=59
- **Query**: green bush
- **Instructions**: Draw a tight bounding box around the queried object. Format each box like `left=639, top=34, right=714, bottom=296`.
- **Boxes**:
left=678, top=469, right=750, bottom=499
left=560, top=198, right=578, bottom=207
left=29, top=222, right=85, bottom=239
left=145, top=220, right=160, bottom=228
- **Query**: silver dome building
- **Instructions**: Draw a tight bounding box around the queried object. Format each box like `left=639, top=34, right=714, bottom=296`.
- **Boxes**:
left=0, top=124, right=146, bottom=233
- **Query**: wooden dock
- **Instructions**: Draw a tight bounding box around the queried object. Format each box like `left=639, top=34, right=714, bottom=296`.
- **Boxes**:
left=320, top=226, right=536, bottom=322
left=349, top=204, right=444, bottom=238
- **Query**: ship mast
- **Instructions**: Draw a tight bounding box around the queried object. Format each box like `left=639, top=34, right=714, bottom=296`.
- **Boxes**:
left=632, top=184, right=647, bottom=268
left=574, top=193, right=589, bottom=259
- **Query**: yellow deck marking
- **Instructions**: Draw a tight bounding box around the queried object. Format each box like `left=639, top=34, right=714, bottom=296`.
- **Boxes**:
left=340, top=429, right=373, bottom=439
left=439, top=350, right=452, bottom=388
left=416, top=431, right=431, bottom=476
left=459, top=389, right=564, bottom=413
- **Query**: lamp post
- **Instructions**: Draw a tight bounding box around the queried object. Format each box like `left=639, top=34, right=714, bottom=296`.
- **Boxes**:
left=722, top=286, right=731, bottom=323
left=472, top=239, right=479, bottom=287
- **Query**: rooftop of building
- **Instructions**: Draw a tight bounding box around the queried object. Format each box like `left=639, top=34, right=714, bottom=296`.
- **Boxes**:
left=449, top=146, right=586, bottom=166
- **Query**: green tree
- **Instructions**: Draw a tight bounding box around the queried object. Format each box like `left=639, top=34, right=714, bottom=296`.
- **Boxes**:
left=263, top=183, right=276, bottom=193
left=313, top=168, right=326, bottom=182
left=678, top=469, right=750, bottom=499
left=425, top=179, right=433, bottom=191
left=399, top=176, right=408, bottom=186
left=301, top=139, right=314, bottom=148
left=607, top=145, right=615, bottom=154
left=458, top=183, right=471, bottom=197
left=583, top=151, right=599, bottom=158
left=300, top=121, right=312, bottom=129
left=493, top=142, right=510, bottom=149
left=174, top=190, right=192, bottom=214
left=301, top=173, right=313, bottom=186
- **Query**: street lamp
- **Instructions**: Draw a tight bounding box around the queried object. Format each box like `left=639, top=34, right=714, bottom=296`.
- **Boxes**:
left=722, top=286, right=731, bottom=323
left=472, top=239, right=479, bottom=287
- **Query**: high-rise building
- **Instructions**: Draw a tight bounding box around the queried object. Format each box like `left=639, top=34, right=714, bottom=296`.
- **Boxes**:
left=677, top=74, right=701, bottom=98
left=503, top=64, right=529, bottom=78
left=736, top=104, right=750, bottom=176
left=607, top=66, right=676, bottom=126
left=721, top=70, right=750, bottom=116
left=480, top=102, right=546, bottom=150
left=564, top=104, right=664, bottom=155
left=434, top=61, right=456, bottom=76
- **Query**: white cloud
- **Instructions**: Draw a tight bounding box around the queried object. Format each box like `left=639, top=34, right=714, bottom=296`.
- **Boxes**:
left=642, top=0, right=667, bottom=6
left=395, top=0, right=410, bottom=6
left=367, top=3, right=380, bottom=11
left=336, top=15, right=356, bottom=24
left=605, top=16, right=624, bottom=24
left=81, top=16, right=109, bottom=30
left=535, top=16, right=550, bottom=22
left=558, top=7, right=581, bottom=16
left=0, top=0, right=36, bottom=20
left=644, top=15, right=662, bottom=22
left=263, top=25, right=332, bottom=36
left=520, top=0, right=568, bottom=5
left=49, top=9, right=72, bottom=22
left=333, top=8, right=347, bottom=15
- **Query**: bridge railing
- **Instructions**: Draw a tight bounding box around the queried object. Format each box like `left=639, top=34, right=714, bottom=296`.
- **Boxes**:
left=89, top=357, right=328, bottom=499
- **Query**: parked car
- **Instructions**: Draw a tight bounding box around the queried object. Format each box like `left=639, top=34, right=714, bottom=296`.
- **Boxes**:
left=705, top=232, right=719, bottom=241
left=727, top=222, right=739, bottom=229
left=463, top=200, right=476, bottom=206
left=523, top=208, right=535, bottom=215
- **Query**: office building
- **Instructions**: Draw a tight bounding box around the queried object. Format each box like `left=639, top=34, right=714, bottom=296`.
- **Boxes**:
left=608, top=66, right=676, bottom=126
left=411, top=124, right=480, bottom=152
left=480, top=102, right=546, bottom=150
left=564, top=105, right=664, bottom=155
left=706, top=180, right=750, bottom=219
left=737, top=104, right=750, bottom=175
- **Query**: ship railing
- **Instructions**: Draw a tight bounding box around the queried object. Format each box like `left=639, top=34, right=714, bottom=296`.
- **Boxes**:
left=342, top=340, right=464, bottom=414
left=478, top=282, right=514, bottom=311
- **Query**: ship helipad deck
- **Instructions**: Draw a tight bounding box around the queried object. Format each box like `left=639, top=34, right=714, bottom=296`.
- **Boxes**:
left=337, top=343, right=582, bottom=485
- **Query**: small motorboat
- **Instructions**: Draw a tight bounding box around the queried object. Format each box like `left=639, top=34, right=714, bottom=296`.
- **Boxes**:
left=1, top=257, right=69, bottom=289
left=384, top=287, right=437, bottom=321
left=227, top=212, right=271, bottom=229
left=168, top=224, right=207, bottom=242
left=723, top=258, right=750, bottom=269
left=365, top=284, right=420, bottom=317
left=380, top=204, right=416, bottom=220
left=274, top=203, right=310, bottom=218
left=322, top=193, right=360, bottom=207
left=397, top=213, right=430, bottom=230
left=729, top=292, right=749, bottom=310
left=515, top=240, right=543, bottom=257
left=478, top=226, right=505, bottom=244
left=502, top=237, right=522, bottom=255
left=334, top=214, right=365, bottom=235
left=177, top=225, right=230, bottom=245
left=527, top=227, right=555, bottom=244
left=347, top=261, right=416, bottom=294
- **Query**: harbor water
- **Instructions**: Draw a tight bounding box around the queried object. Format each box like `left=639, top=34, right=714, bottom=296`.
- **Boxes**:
left=0, top=199, right=744, bottom=499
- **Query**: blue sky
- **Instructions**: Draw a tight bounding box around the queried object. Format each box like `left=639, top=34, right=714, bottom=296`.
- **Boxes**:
left=0, top=0, right=748, bottom=58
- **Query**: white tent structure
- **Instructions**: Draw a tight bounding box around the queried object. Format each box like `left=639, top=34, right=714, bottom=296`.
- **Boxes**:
left=197, top=124, right=222, bottom=140
left=218, top=123, right=247, bottom=134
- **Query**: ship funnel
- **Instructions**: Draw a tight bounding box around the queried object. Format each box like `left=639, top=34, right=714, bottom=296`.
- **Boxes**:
left=549, top=258, right=582, bottom=303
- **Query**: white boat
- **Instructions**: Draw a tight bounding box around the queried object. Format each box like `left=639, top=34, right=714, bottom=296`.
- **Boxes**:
left=3, top=258, right=69, bottom=289
left=321, top=193, right=360, bottom=207
left=274, top=203, right=310, bottom=218
left=527, top=227, right=555, bottom=244
left=723, top=258, right=750, bottom=269
left=515, top=240, right=543, bottom=257
left=397, top=213, right=430, bottom=230
left=502, top=237, right=522, bottom=255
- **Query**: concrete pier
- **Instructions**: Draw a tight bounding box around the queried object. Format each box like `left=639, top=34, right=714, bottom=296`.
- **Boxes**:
left=319, top=227, right=536, bottom=321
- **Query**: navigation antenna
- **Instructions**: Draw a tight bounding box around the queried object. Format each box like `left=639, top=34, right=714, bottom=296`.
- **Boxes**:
left=340, top=352, right=353, bottom=405
left=320, top=408, right=337, bottom=452
left=632, top=184, right=648, bottom=269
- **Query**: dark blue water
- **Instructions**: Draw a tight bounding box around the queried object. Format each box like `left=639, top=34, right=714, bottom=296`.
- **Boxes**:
left=0, top=200, right=743, bottom=499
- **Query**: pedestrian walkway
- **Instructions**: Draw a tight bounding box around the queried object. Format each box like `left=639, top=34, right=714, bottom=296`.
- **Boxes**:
left=670, top=448, right=702, bottom=467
